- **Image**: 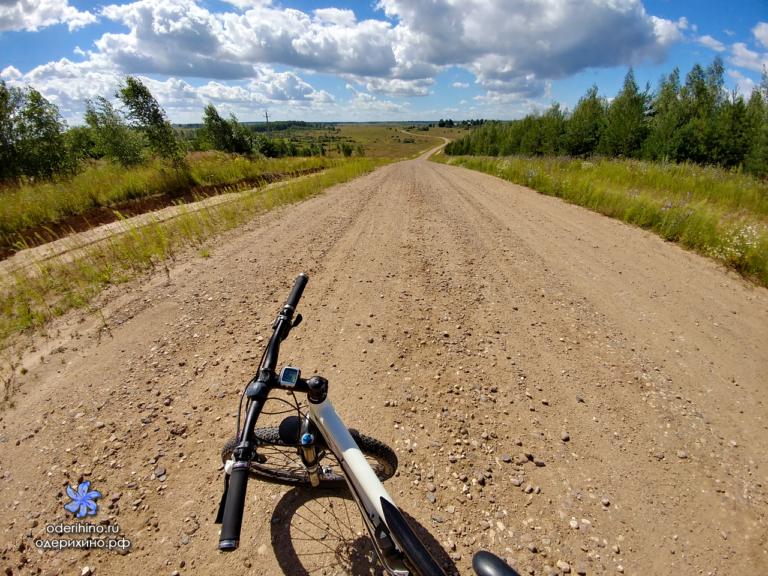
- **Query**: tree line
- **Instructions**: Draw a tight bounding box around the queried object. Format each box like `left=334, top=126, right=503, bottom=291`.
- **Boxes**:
left=1, top=76, right=189, bottom=181
left=445, top=57, right=768, bottom=177
left=0, top=76, right=346, bottom=184
left=191, top=105, right=359, bottom=158
left=438, top=119, right=485, bottom=128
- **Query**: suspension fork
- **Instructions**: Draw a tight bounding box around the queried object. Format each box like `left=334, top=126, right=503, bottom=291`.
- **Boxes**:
left=298, top=413, right=322, bottom=487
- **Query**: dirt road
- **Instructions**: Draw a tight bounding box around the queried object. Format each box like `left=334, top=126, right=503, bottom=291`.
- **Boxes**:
left=3, top=145, right=768, bottom=576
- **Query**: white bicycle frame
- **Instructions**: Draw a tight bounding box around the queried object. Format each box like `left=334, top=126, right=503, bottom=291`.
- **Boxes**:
left=309, top=397, right=411, bottom=575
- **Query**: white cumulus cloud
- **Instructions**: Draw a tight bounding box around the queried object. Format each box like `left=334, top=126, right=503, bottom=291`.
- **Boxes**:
left=89, top=0, right=684, bottom=101
left=197, top=82, right=265, bottom=105
left=753, top=22, right=768, bottom=49
left=726, top=69, right=756, bottom=94
left=247, top=69, right=335, bottom=105
left=0, top=0, right=97, bottom=33
left=386, top=0, right=682, bottom=98
left=697, top=35, right=725, bottom=52
left=313, top=8, right=356, bottom=27
left=452, top=82, right=469, bottom=88
left=364, top=77, right=434, bottom=97
left=1, top=65, right=22, bottom=80
left=729, top=43, right=768, bottom=73
left=3, top=0, right=692, bottom=118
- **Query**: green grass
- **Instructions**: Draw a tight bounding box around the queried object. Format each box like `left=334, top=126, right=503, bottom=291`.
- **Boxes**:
left=285, top=123, right=447, bottom=159
left=432, top=154, right=768, bottom=286
left=0, top=158, right=384, bottom=355
left=0, top=152, right=339, bottom=244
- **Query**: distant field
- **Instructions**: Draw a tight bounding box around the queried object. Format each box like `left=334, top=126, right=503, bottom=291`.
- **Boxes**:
left=335, top=123, right=465, bottom=156
left=273, top=123, right=457, bottom=159
left=176, top=122, right=462, bottom=158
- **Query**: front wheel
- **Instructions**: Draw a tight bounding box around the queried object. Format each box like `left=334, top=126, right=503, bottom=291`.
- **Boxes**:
left=221, top=427, right=398, bottom=488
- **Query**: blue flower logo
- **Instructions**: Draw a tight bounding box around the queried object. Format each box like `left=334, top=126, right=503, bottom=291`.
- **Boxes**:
left=64, top=481, right=101, bottom=518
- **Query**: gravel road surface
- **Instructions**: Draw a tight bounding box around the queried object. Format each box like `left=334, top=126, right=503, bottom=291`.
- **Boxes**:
left=3, top=145, right=767, bottom=576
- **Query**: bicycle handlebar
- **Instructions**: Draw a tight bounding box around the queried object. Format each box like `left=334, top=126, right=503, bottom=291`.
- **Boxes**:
left=263, top=274, right=308, bottom=372
left=219, top=463, right=250, bottom=550
left=285, top=273, right=308, bottom=310
left=219, top=273, right=308, bottom=551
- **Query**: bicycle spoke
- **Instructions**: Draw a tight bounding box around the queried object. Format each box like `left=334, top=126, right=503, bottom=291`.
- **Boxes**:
left=286, top=494, right=374, bottom=576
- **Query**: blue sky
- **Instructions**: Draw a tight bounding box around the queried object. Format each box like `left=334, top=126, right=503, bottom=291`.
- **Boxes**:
left=1, top=0, right=766, bottom=124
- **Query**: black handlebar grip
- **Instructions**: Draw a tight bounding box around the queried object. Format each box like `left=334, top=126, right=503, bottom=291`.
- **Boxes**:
left=219, top=464, right=250, bottom=550
left=285, top=273, right=308, bottom=310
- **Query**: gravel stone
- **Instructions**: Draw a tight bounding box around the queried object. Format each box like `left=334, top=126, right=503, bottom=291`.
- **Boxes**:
left=677, top=451, right=688, bottom=459
left=561, top=431, right=570, bottom=442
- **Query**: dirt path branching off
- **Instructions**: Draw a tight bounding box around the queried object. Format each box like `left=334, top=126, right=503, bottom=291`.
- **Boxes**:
left=1, top=144, right=766, bottom=576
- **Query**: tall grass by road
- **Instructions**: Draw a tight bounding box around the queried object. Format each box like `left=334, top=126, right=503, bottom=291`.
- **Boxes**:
left=0, top=152, right=338, bottom=244
left=0, top=158, right=382, bottom=353
left=432, top=154, right=768, bottom=286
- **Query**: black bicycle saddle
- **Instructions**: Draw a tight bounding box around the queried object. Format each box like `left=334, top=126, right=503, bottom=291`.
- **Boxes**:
left=472, top=551, right=521, bottom=576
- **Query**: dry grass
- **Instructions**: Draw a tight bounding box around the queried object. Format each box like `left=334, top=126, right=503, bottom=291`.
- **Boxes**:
left=433, top=154, right=768, bottom=287
left=324, top=124, right=446, bottom=159
left=0, top=153, right=337, bottom=245
left=0, top=159, right=385, bottom=365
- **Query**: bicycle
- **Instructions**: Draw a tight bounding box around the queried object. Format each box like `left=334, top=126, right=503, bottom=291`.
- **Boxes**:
left=216, top=274, right=519, bottom=576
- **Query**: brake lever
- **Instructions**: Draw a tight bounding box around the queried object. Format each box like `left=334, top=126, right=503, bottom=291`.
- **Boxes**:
left=281, top=314, right=303, bottom=341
